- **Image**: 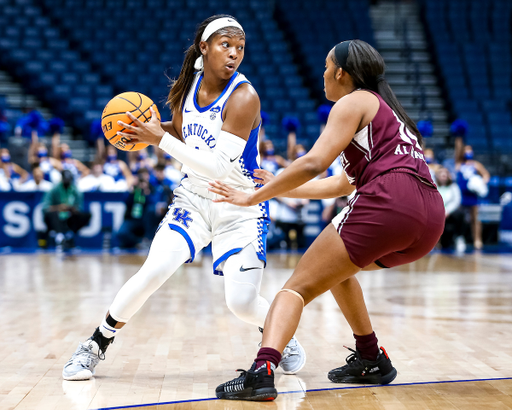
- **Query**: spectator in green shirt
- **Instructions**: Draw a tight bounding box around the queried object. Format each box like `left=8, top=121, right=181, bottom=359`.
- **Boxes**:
left=43, top=169, right=91, bottom=251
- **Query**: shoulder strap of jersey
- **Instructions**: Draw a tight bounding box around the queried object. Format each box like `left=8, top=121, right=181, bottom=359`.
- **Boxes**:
left=227, top=73, right=250, bottom=95
left=220, top=73, right=252, bottom=118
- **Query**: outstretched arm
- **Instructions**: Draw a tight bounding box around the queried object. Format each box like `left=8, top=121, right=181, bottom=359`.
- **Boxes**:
left=209, top=92, right=367, bottom=206
left=254, top=168, right=354, bottom=199
left=282, top=172, right=354, bottom=199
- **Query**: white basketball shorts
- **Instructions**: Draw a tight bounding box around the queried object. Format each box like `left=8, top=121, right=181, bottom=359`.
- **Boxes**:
left=156, top=185, right=270, bottom=275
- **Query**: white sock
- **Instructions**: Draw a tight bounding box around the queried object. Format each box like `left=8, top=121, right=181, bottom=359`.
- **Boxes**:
left=99, top=317, right=117, bottom=339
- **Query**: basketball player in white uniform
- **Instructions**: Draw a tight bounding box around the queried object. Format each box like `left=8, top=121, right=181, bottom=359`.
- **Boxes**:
left=63, top=15, right=306, bottom=380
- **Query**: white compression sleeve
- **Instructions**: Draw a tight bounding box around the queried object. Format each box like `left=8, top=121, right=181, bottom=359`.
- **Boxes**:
left=108, top=227, right=191, bottom=323
left=223, top=243, right=270, bottom=327
left=159, top=131, right=246, bottom=180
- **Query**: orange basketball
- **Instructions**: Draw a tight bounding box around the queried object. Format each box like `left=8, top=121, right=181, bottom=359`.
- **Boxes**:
left=101, top=92, right=161, bottom=152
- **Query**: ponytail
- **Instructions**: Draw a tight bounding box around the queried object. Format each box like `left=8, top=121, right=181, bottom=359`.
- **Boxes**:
left=333, top=39, right=423, bottom=146
left=166, top=44, right=201, bottom=112
left=375, top=79, right=423, bottom=146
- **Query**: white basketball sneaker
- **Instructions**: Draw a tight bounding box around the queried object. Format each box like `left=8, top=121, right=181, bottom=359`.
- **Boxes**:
left=62, top=340, right=100, bottom=380
left=62, top=328, right=113, bottom=381
left=280, top=336, right=306, bottom=375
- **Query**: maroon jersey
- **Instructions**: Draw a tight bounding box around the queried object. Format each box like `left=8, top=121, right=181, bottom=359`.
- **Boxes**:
left=339, top=90, right=434, bottom=189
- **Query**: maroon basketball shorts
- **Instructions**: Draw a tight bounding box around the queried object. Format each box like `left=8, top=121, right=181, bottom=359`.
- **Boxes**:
left=332, top=171, right=445, bottom=269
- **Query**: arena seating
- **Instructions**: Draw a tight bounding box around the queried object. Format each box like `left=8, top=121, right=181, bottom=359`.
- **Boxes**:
left=420, top=0, right=512, bottom=153
left=2, top=0, right=509, bottom=159
left=276, top=0, right=375, bottom=103
left=0, top=0, right=375, bottom=151
left=36, top=0, right=323, bottom=149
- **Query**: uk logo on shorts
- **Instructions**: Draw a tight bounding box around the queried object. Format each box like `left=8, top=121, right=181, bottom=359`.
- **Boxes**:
left=172, top=208, right=193, bottom=228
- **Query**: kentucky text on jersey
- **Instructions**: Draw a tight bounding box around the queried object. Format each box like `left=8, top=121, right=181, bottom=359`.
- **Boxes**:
left=182, top=124, right=216, bottom=148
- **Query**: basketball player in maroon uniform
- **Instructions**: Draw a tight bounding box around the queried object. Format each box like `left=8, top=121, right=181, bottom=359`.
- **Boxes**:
left=210, top=39, right=445, bottom=400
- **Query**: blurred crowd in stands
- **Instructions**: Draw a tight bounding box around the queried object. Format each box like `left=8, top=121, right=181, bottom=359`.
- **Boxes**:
left=423, top=119, right=490, bottom=253
left=0, top=106, right=495, bottom=254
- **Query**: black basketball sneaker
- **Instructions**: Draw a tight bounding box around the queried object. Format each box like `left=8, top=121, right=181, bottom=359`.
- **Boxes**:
left=328, top=346, right=397, bottom=384
left=216, top=361, right=278, bottom=401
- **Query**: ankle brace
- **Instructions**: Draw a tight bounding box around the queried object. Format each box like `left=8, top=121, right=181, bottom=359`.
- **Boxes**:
left=91, top=327, right=114, bottom=358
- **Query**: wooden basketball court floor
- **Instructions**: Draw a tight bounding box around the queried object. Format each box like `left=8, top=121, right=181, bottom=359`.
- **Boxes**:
left=1, top=250, right=512, bottom=410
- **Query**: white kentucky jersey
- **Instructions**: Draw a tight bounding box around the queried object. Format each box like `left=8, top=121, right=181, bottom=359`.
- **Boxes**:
left=180, top=71, right=262, bottom=193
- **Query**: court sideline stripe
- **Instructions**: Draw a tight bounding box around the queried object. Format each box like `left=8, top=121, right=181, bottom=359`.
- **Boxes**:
left=90, top=376, right=512, bottom=410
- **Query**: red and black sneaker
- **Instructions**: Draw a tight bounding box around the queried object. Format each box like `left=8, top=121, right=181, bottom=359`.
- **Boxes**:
left=328, top=346, right=397, bottom=384
left=216, top=361, right=278, bottom=401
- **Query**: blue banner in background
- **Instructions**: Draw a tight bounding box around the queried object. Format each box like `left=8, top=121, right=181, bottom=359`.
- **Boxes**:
left=0, top=192, right=326, bottom=250
left=0, top=192, right=128, bottom=249
left=0, top=192, right=43, bottom=248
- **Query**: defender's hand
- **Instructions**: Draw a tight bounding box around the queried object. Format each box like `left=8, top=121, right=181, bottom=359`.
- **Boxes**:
left=208, top=180, right=255, bottom=207
left=253, top=169, right=275, bottom=185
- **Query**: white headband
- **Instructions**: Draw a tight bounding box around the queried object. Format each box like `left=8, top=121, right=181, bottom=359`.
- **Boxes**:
left=194, top=17, right=245, bottom=71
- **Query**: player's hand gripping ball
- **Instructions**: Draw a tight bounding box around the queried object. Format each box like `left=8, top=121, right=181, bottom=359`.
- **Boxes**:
left=101, top=92, right=160, bottom=151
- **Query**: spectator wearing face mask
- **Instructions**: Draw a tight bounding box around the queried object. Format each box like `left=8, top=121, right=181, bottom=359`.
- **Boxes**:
left=423, top=148, right=441, bottom=183
left=103, top=145, right=134, bottom=190
left=455, top=145, right=490, bottom=250
left=1, top=148, right=29, bottom=188
left=259, top=139, right=288, bottom=175
left=435, top=167, right=465, bottom=252
left=128, top=148, right=155, bottom=176
left=29, top=142, right=63, bottom=184
left=58, top=143, right=90, bottom=180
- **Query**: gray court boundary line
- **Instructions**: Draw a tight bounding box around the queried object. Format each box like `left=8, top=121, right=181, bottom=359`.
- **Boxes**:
left=90, top=376, right=512, bottom=410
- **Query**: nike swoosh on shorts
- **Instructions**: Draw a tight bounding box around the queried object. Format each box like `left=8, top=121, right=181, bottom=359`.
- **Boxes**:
left=240, top=266, right=259, bottom=272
